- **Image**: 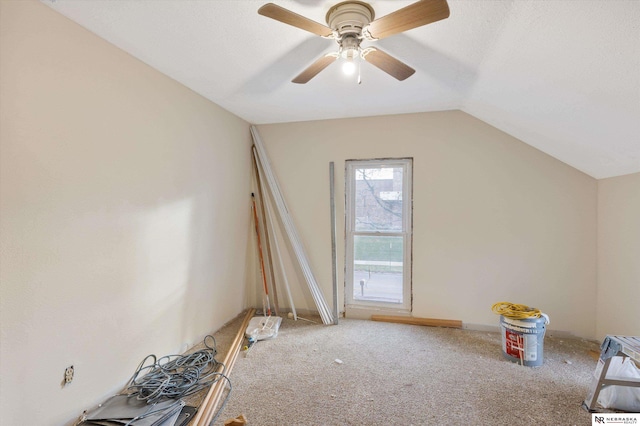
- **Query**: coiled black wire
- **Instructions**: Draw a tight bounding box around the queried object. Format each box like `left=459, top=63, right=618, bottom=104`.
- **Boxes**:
left=125, top=335, right=227, bottom=403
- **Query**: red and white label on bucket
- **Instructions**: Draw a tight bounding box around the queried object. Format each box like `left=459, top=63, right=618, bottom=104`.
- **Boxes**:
left=505, top=329, right=524, bottom=358
left=505, top=329, right=538, bottom=361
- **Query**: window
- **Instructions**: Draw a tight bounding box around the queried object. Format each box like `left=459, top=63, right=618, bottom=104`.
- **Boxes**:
left=345, top=159, right=412, bottom=313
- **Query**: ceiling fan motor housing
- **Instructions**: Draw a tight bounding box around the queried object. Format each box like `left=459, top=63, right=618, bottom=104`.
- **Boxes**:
left=326, top=1, right=375, bottom=37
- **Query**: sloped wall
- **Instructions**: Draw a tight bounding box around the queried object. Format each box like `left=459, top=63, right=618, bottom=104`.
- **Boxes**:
left=0, top=1, right=251, bottom=424
left=256, top=111, right=598, bottom=338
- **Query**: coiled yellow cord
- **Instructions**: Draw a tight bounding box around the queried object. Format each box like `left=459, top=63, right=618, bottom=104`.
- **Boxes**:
left=491, top=301, right=541, bottom=319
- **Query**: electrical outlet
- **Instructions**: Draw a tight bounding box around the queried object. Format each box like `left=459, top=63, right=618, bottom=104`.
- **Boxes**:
left=64, top=365, right=74, bottom=385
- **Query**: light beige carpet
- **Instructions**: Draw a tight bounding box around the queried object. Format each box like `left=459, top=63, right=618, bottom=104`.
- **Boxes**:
left=211, top=315, right=600, bottom=426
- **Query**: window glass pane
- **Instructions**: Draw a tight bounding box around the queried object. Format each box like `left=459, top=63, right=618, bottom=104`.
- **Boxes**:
left=352, top=235, right=403, bottom=304
left=354, top=166, right=403, bottom=232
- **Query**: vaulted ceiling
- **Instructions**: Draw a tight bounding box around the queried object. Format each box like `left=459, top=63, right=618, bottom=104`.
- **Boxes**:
left=42, top=0, right=639, bottom=179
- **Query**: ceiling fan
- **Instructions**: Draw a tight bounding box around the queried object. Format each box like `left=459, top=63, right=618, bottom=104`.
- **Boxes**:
left=258, top=0, right=450, bottom=84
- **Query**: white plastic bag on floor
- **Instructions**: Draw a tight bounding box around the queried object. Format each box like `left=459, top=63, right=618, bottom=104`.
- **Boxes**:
left=597, top=356, right=640, bottom=412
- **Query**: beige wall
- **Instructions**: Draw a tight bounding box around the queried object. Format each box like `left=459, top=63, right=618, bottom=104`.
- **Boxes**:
left=256, top=111, right=598, bottom=338
left=597, top=172, right=640, bottom=339
left=0, top=1, right=251, bottom=425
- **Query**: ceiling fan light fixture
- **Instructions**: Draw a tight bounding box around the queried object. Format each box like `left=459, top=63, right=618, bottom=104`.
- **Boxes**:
left=342, top=58, right=357, bottom=75
left=340, top=43, right=359, bottom=76
left=340, top=46, right=359, bottom=60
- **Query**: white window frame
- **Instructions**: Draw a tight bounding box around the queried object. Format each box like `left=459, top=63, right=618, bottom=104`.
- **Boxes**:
left=345, top=158, right=413, bottom=314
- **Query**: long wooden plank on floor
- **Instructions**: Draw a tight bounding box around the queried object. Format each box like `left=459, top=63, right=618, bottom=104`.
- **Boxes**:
left=193, top=308, right=255, bottom=426
left=371, top=315, right=462, bottom=329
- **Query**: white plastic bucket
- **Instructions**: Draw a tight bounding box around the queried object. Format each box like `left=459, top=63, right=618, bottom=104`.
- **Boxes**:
left=499, top=314, right=549, bottom=366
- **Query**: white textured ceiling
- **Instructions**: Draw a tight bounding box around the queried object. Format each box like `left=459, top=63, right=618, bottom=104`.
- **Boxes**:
left=42, top=0, right=639, bottom=179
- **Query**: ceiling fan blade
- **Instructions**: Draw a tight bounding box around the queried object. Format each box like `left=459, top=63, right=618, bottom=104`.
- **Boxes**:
left=258, top=3, right=333, bottom=38
left=364, top=0, right=450, bottom=40
left=362, top=48, right=415, bottom=81
left=292, top=53, right=338, bottom=84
